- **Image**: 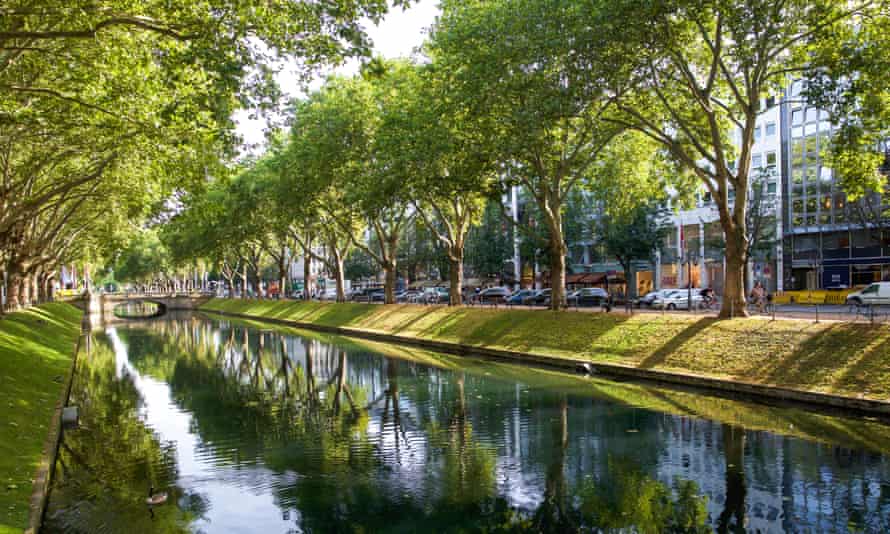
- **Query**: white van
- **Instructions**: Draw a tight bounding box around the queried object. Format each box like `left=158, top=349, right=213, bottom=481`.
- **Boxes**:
left=846, top=282, right=890, bottom=305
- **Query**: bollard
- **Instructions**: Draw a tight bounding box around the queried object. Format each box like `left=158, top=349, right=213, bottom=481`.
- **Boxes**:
left=772, top=303, right=776, bottom=321
left=730, top=300, right=734, bottom=318
left=815, top=304, right=819, bottom=323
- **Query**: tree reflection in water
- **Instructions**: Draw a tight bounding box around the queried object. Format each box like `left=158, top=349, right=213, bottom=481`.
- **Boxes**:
left=44, top=316, right=890, bottom=533
left=45, top=333, right=205, bottom=533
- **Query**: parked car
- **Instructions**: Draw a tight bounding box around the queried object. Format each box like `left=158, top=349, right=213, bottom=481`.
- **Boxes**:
left=350, top=288, right=380, bottom=302
left=652, top=289, right=704, bottom=310
left=319, top=287, right=339, bottom=300
left=635, top=289, right=673, bottom=308
left=571, top=287, right=609, bottom=307
left=478, top=286, right=511, bottom=304
left=507, top=289, right=538, bottom=305
left=846, top=282, right=890, bottom=306
left=530, top=288, right=552, bottom=306
left=396, top=290, right=422, bottom=303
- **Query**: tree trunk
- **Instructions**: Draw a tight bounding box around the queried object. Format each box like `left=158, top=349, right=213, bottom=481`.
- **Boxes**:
left=22, top=273, right=32, bottom=307
left=383, top=261, right=396, bottom=304
left=721, top=227, right=748, bottom=318
left=6, top=269, right=22, bottom=310
left=38, top=272, right=48, bottom=303
left=544, top=189, right=567, bottom=310
left=383, top=236, right=398, bottom=305
left=622, top=261, right=637, bottom=299
left=278, top=254, right=288, bottom=300
left=549, top=249, right=567, bottom=310
left=333, top=250, right=347, bottom=303
left=242, top=263, right=248, bottom=299
left=448, top=248, right=464, bottom=306
left=303, top=248, right=312, bottom=300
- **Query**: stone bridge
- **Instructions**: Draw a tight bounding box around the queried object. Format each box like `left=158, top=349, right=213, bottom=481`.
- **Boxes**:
left=71, top=293, right=214, bottom=326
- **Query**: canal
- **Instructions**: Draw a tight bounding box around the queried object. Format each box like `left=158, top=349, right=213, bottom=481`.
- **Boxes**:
left=44, top=313, right=890, bottom=533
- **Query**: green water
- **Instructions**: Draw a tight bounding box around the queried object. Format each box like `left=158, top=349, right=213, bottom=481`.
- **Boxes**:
left=44, top=314, right=890, bottom=533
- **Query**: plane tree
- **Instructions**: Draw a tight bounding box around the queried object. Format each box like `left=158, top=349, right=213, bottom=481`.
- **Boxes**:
left=375, top=63, right=497, bottom=304
left=595, top=0, right=873, bottom=316
left=281, top=87, right=368, bottom=302
left=429, top=0, right=629, bottom=309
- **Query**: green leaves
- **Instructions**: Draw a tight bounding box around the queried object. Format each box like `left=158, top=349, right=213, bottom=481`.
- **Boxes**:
left=805, top=2, right=890, bottom=198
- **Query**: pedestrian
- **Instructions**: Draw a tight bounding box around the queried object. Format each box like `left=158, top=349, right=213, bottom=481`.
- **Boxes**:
left=750, top=282, right=766, bottom=313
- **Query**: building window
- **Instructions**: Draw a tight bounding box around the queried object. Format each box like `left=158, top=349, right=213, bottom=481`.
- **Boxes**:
left=766, top=151, right=777, bottom=167
left=833, top=193, right=846, bottom=211
left=806, top=108, right=819, bottom=123
left=767, top=182, right=777, bottom=194
left=792, top=139, right=804, bottom=166
left=765, top=122, right=776, bottom=137
left=754, top=126, right=762, bottom=141
left=752, top=154, right=763, bottom=168
left=805, top=135, right=818, bottom=159
left=792, top=109, right=803, bottom=125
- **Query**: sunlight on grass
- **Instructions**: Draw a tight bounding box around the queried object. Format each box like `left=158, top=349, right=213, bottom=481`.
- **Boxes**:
left=203, top=299, right=890, bottom=402
left=0, top=303, right=82, bottom=531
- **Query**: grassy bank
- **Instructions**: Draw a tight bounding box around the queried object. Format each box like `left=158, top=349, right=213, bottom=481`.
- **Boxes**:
left=202, top=299, right=890, bottom=403
left=0, top=303, right=82, bottom=533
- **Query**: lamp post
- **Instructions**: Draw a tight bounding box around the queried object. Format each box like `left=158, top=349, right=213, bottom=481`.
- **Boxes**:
left=683, top=248, right=699, bottom=312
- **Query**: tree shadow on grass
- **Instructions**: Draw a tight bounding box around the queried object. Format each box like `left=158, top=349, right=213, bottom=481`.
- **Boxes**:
left=419, top=309, right=633, bottom=356
left=387, top=305, right=447, bottom=335
left=302, top=302, right=380, bottom=327
left=760, top=324, right=880, bottom=392
left=830, top=334, right=890, bottom=398
left=637, top=318, right=715, bottom=369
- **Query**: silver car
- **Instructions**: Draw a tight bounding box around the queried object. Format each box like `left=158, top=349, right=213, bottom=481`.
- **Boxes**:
left=652, top=289, right=704, bottom=310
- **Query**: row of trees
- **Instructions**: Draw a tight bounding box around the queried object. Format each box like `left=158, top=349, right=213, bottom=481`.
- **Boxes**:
left=165, top=65, right=671, bottom=309
left=0, top=0, right=408, bottom=312
left=147, top=1, right=889, bottom=318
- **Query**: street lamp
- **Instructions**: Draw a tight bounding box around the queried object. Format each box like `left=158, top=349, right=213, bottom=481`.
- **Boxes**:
left=682, top=248, right=699, bottom=312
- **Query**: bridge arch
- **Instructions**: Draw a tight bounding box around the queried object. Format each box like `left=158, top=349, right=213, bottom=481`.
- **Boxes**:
left=112, top=299, right=168, bottom=319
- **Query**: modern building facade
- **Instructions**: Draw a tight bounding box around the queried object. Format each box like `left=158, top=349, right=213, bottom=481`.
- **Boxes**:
left=781, top=81, right=890, bottom=290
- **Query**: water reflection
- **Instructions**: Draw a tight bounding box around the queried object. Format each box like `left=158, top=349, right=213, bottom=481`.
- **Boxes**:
left=45, top=315, right=890, bottom=533
left=112, top=301, right=163, bottom=319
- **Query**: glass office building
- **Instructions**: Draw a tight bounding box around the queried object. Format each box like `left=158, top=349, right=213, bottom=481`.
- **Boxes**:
left=782, top=82, right=890, bottom=289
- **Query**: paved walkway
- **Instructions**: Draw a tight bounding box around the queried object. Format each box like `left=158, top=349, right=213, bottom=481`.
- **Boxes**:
left=463, top=301, right=890, bottom=323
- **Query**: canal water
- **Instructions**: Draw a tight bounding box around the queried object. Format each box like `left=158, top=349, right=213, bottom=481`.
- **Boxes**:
left=44, top=314, right=890, bottom=533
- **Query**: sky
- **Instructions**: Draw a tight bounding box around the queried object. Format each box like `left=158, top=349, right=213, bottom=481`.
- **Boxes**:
left=234, top=1, right=441, bottom=152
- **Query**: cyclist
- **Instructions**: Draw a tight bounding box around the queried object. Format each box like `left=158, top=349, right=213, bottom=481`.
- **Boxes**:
left=700, top=287, right=716, bottom=310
